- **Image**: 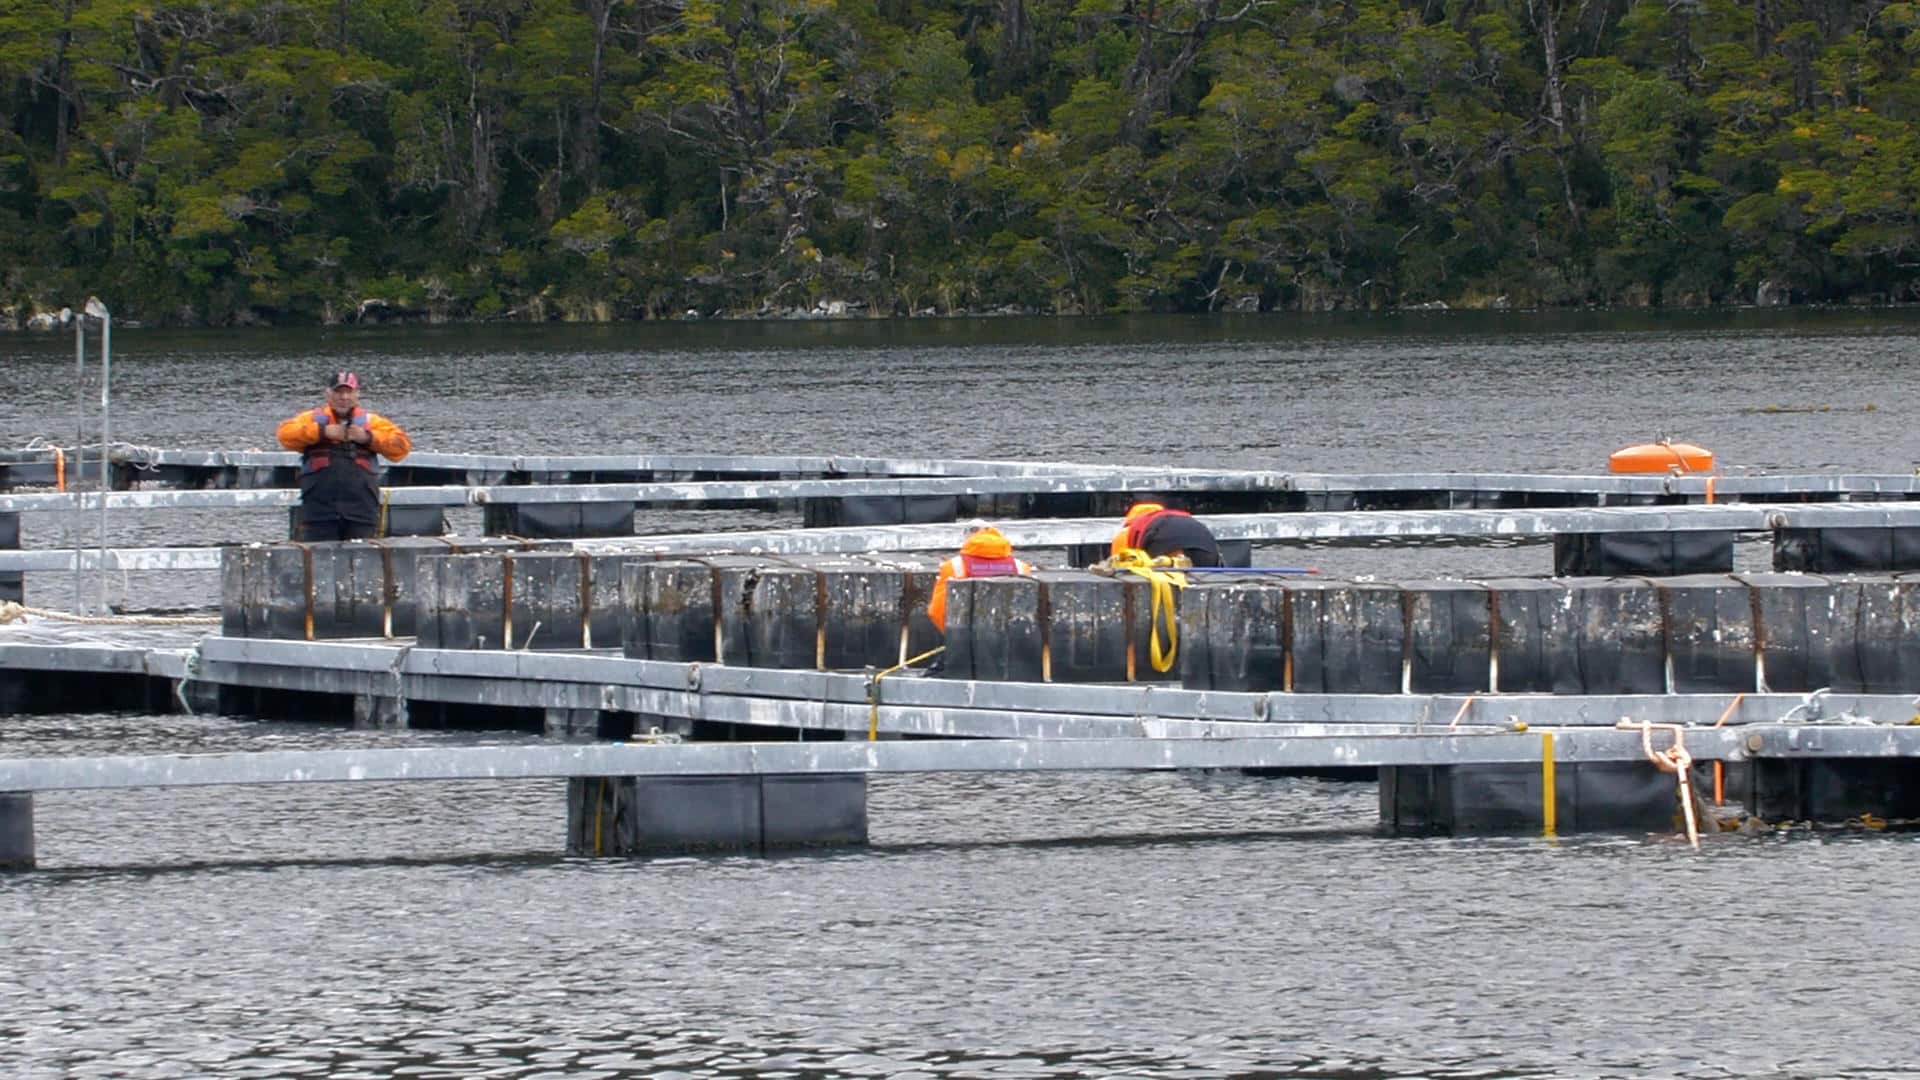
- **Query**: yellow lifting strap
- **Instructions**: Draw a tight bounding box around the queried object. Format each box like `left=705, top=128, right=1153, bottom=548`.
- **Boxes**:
left=868, top=644, right=946, bottom=740
left=1105, top=547, right=1190, bottom=673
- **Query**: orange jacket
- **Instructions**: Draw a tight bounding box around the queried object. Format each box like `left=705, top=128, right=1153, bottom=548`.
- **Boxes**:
left=277, top=405, right=411, bottom=463
left=928, top=527, right=1034, bottom=632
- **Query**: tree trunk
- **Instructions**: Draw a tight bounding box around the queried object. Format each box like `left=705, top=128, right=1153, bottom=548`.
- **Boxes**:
left=52, top=0, right=75, bottom=166
left=459, top=65, right=501, bottom=242
left=1532, top=0, right=1567, bottom=131
left=1527, top=0, right=1583, bottom=228
left=1121, top=0, right=1163, bottom=145
left=571, top=0, right=611, bottom=189
left=997, top=0, right=1031, bottom=80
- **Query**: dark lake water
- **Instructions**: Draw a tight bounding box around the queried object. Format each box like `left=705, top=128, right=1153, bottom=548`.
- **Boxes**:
left=4, top=311, right=1920, bottom=1078
left=2, top=309, right=1913, bottom=472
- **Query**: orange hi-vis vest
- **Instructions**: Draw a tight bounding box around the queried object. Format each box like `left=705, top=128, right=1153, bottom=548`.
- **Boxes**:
left=300, top=407, right=377, bottom=474
left=928, top=527, right=1033, bottom=631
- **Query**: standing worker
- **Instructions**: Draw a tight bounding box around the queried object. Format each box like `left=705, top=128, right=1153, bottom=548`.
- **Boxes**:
left=276, top=371, right=411, bottom=541
left=927, top=521, right=1035, bottom=633
left=1111, top=501, right=1222, bottom=567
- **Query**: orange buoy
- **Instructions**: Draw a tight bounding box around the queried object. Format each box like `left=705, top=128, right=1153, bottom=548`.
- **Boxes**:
left=1608, top=441, right=1715, bottom=474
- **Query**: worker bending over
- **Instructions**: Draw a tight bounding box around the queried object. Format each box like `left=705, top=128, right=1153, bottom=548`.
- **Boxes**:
left=1111, top=501, right=1222, bottom=567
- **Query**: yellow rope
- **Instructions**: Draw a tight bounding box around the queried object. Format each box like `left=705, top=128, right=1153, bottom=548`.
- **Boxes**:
left=868, top=644, right=946, bottom=740
left=1104, top=548, right=1189, bottom=673
left=594, top=777, right=607, bottom=856
left=378, top=486, right=392, bottom=539
left=0, top=600, right=219, bottom=626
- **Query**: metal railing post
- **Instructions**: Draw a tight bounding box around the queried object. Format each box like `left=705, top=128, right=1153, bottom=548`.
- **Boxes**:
left=85, top=297, right=111, bottom=615
left=72, top=311, right=85, bottom=612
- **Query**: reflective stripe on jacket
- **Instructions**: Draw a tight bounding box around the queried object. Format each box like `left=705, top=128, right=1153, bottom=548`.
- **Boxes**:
left=928, top=528, right=1032, bottom=632
left=301, top=407, right=376, bottom=474
left=276, top=404, right=412, bottom=464
left=956, top=553, right=1020, bottom=577
left=276, top=404, right=411, bottom=525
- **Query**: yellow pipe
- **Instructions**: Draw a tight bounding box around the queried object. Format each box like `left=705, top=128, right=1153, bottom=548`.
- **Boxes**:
left=1541, top=731, right=1557, bottom=837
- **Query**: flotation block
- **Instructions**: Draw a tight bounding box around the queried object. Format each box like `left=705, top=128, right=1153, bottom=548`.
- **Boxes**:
left=1609, top=441, right=1714, bottom=474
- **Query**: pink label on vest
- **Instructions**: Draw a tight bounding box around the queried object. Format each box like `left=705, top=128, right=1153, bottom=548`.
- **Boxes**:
left=960, top=554, right=1020, bottom=577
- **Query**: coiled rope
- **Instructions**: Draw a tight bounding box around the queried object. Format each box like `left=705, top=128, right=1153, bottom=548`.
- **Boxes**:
left=109, top=441, right=170, bottom=473
left=1101, top=549, right=1190, bottom=673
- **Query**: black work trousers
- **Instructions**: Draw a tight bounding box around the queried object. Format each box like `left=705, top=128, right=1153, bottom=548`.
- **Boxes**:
left=296, top=518, right=378, bottom=542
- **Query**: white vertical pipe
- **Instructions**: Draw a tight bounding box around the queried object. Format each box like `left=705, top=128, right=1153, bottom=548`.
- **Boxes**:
left=73, top=315, right=85, bottom=611
left=99, top=308, right=111, bottom=615
left=72, top=314, right=85, bottom=612
left=86, top=297, right=111, bottom=615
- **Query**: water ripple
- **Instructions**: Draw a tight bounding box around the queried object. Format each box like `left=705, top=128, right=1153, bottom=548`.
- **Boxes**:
left=7, top=315, right=1920, bottom=1076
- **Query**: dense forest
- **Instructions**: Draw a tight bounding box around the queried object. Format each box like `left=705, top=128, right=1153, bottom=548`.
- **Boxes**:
left=2, top=0, right=1918, bottom=324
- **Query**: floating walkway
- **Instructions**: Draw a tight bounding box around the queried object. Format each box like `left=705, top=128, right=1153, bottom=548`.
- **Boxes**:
left=8, top=446, right=1920, bottom=868
left=10, top=447, right=1920, bottom=598
left=4, top=598, right=1920, bottom=867
left=0, top=447, right=1105, bottom=490
left=12, top=501, right=1920, bottom=579
left=8, top=446, right=1920, bottom=537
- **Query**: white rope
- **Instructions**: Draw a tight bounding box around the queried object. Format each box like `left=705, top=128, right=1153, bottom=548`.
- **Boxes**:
left=175, top=650, right=202, bottom=715
left=109, top=441, right=169, bottom=473
left=1778, top=687, right=1883, bottom=726
left=0, top=600, right=218, bottom=626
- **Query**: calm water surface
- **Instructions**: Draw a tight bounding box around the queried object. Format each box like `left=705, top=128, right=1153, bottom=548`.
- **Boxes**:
left=4, top=312, right=1920, bottom=1077
left=3, top=309, right=1913, bottom=471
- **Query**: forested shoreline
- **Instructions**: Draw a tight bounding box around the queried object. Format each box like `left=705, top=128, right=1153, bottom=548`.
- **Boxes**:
left=3, top=0, right=1917, bottom=326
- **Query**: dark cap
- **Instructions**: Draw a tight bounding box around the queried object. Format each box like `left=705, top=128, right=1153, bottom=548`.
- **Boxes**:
left=329, top=371, right=361, bottom=390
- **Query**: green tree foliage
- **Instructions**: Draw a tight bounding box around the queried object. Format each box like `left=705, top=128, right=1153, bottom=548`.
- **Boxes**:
left=8, top=0, right=1920, bottom=324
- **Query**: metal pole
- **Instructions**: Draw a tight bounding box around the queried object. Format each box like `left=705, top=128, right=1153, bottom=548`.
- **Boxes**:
left=86, top=297, right=110, bottom=615
left=72, top=312, right=85, bottom=613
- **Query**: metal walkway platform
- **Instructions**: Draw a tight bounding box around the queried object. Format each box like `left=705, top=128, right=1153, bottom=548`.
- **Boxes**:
left=6, top=618, right=1919, bottom=864
left=8, top=446, right=1920, bottom=862
left=0, top=447, right=1108, bottom=489
left=3, top=499, right=1920, bottom=576
left=5, top=500, right=1920, bottom=573
left=9, top=443, right=1920, bottom=505
left=9, top=720, right=1914, bottom=795
left=3, top=623, right=1913, bottom=752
